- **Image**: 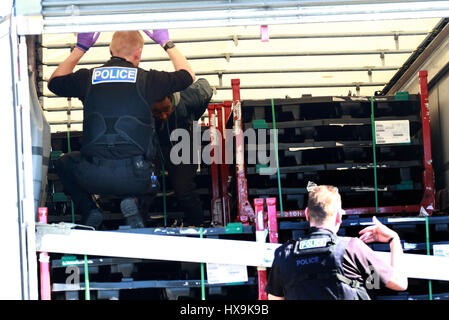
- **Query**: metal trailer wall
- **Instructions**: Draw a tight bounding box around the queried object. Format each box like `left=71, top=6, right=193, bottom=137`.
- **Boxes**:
left=386, top=23, right=449, bottom=192
left=0, top=3, right=39, bottom=300
left=0, top=6, right=24, bottom=300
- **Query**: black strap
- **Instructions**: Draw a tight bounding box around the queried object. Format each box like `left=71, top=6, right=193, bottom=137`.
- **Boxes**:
left=335, top=273, right=362, bottom=289
left=76, top=43, right=89, bottom=52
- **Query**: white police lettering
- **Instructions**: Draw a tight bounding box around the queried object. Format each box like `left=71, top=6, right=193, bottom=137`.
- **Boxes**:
left=299, top=238, right=327, bottom=250
left=92, top=67, right=137, bottom=84
left=296, top=256, right=319, bottom=266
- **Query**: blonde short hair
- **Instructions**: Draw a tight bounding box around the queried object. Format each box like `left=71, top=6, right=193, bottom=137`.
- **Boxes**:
left=110, top=31, right=144, bottom=57
left=307, top=185, right=342, bottom=225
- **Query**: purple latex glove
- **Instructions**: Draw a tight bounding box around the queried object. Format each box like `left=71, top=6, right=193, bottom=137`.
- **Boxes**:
left=143, top=29, right=170, bottom=46
left=76, top=32, right=100, bottom=52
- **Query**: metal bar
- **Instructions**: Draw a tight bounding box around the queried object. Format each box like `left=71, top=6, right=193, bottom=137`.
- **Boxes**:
left=43, top=50, right=413, bottom=67
left=36, top=224, right=279, bottom=267
left=244, top=116, right=421, bottom=130
left=52, top=278, right=256, bottom=292
left=281, top=215, right=449, bottom=227
left=193, top=66, right=400, bottom=76
left=250, top=184, right=423, bottom=196
left=219, top=102, right=233, bottom=225
left=267, top=198, right=278, bottom=244
left=42, top=0, right=303, bottom=15
left=254, top=198, right=268, bottom=300
left=41, top=31, right=429, bottom=49
left=35, top=223, right=449, bottom=281
left=208, top=104, right=223, bottom=227
left=384, top=19, right=449, bottom=95
left=38, top=207, right=51, bottom=300
left=115, top=225, right=254, bottom=236
left=37, top=2, right=449, bottom=34
left=17, top=33, right=39, bottom=300
left=232, top=79, right=255, bottom=225
left=215, top=83, right=386, bottom=90
left=246, top=161, right=422, bottom=174
left=42, top=81, right=386, bottom=99
left=277, top=204, right=422, bottom=218
left=418, top=70, right=436, bottom=216
left=38, top=68, right=400, bottom=88
left=40, top=1, right=449, bottom=17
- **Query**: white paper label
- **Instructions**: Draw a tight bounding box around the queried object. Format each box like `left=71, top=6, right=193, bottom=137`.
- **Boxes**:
left=206, top=263, right=248, bottom=284
left=375, top=120, right=410, bottom=144
left=433, top=244, right=449, bottom=257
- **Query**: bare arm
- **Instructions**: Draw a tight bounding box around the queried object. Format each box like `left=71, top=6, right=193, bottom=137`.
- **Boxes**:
left=143, top=30, right=195, bottom=82
left=49, top=48, right=85, bottom=82
left=268, top=294, right=285, bottom=300
left=163, top=42, right=196, bottom=82
left=385, top=235, right=408, bottom=291
left=359, top=216, right=408, bottom=291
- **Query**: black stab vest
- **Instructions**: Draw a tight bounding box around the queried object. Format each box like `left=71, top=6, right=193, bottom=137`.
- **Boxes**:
left=280, top=228, right=370, bottom=300
left=81, top=57, right=155, bottom=160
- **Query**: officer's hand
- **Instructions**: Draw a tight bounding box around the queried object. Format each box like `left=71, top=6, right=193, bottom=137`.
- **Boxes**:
left=76, top=32, right=101, bottom=52
left=359, top=216, right=398, bottom=244
left=143, top=29, right=170, bottom=47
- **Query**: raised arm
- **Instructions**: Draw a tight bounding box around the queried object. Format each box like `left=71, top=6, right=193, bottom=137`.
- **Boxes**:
left=359, top=216, right=408, bottom=291
left=49, top=32, right=100, bottom=82
left=143, top=29, right=195, bottom=82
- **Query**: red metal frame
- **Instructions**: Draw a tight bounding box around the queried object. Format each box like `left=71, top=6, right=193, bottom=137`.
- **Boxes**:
left=254, top=198, right=267, bottom=300
left=273, top=204, right=422, bottom=219
left=419, top=70, right=436, bottom=216
left=208, top=104, right=223, bottom=226
left=218, top=102, right=233, bottom=225
left=267, top=198, right=279, bottom=244
left=38, top=207, right=51, bottom=300
left=255, top=197, right=278, bottom=300
left=208, top=102, right=234, bottom=226
left=232, top=79, right=255, bottom=225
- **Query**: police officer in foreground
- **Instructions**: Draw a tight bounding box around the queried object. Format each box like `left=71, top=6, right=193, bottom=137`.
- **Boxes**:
left=152, top=78, right=213, bottom=227
left=266, top=184, right=408, bottom=300
left=48, top=30, right=195, bottom=229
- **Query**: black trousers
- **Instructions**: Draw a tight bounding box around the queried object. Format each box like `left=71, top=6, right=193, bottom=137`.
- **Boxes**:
left=54, top=151, right=156, bottom=219
left=161, top=147, right=204, bottom=225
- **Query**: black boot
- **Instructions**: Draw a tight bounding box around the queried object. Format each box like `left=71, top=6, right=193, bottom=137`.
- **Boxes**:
left=120, top=197, right=145, bottom=228
left=81, top=208, right=103, bottom=229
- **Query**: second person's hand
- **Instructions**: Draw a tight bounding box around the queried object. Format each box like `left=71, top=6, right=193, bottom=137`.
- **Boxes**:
left=359, top=216, right=398, bottom=244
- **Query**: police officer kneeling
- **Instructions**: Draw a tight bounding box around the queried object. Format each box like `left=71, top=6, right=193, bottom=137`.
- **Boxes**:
left=266, top=184, right=408, bottom=300
left=48, top=30, right=195, bottom=229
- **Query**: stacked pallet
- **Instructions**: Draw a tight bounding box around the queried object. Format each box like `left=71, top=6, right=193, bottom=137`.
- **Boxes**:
left=240, top=94, right=425, bottom=213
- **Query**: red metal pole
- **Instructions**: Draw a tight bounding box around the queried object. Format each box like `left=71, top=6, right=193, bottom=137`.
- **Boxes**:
left=254, top=198, right=268, bottom=300
left=38, top=207, right=51, bottom=300
left=267, top=198, right=278, bottom=244
left=220, top=101, right=233, bottom=225
left=208, top=104, right=224, bottom=226
left=231, top=79, right=255, bottom=225
left=419, top=70, right=436, bottom=216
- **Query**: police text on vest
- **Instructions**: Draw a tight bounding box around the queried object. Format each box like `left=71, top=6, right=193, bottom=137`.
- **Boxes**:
left=296, top=256, right=320, bottom=266
left=92, top=67, right=137, bottom=84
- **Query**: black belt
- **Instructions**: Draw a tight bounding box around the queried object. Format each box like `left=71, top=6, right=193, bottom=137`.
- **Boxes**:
left=297, top=272, right=362, bottom=288
left=85, top=155, right=145, bottom=167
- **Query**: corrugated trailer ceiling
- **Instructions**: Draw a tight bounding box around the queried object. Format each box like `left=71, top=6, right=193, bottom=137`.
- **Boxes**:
left=39, top=15, right=443, bottom=132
